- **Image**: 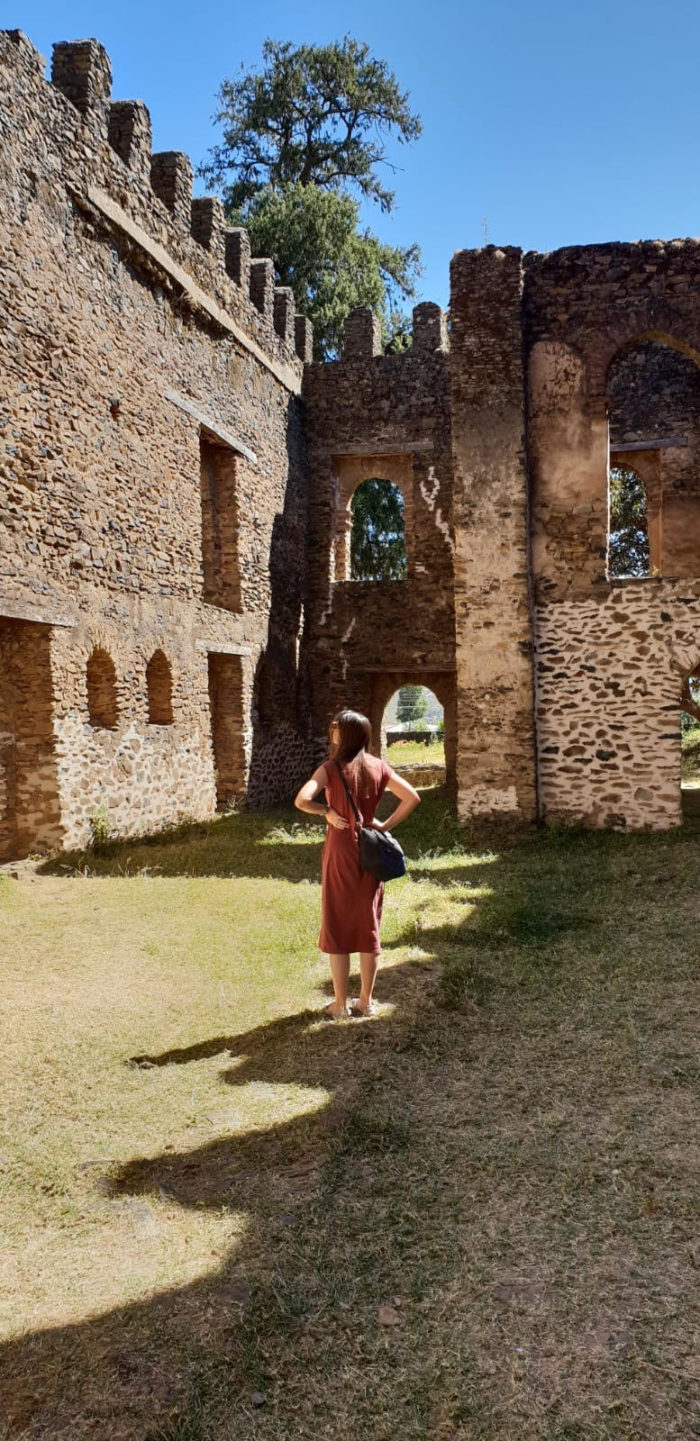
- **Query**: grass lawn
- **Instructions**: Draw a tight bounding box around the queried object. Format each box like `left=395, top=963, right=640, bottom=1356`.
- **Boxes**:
left=1, top=790, right=700, bottom=1440
left=387, top=739, right=445, bottom=767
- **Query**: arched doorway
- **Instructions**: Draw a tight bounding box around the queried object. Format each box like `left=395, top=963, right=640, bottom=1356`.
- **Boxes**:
left=384, top=686, right=445, bottom=785
left=366, top=670, right=457, bottom=790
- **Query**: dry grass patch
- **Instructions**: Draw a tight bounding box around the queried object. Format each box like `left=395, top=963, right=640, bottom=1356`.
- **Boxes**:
left=1, top=794, right=699, bottom=1439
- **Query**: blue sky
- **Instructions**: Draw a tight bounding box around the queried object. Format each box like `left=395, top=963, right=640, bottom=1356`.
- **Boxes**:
left=10, top=0, right=700, bottom=308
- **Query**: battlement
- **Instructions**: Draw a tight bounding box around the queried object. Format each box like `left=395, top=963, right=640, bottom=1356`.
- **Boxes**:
left=338, top=302, right=448, bottom=362
left=0, top=29, right=313, bottom=386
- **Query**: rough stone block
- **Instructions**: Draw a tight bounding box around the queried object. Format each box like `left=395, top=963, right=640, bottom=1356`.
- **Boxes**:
left=294, top=314, right=313, bottom=363
left=342, top=307, right=382, bottom=361
left=51, top=39, right=112, bottom=132
left=150, top=151, right=193, bottom=231
left=250, top=258, right=274, bottom=318
left=191, top=196, right=225, bottom=264
left=224, top=228, right=250, bottom=289
left=413, top=302, right=447, bottom=354
left=108, top=100, right=152, bottom=181
left=273, top=287, right=295, bottom=346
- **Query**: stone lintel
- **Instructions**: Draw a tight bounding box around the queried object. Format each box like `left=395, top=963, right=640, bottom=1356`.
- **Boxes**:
left=0, top=597, right=77, bottom=627
left=322, top=439, right=434, bottom=458
left=361, top=664, right=456, bottom=674
left=164, top=389, right=258, bottom=465
left=195, top=641, right=253, bottom=656
left=610, top=437, right=688, bottom=452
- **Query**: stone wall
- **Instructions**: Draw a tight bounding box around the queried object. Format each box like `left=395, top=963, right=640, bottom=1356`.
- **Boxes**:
left=302, top=302, right=457, bottom=783
left=5, top=28, right=700, bottom=852
left=525, top=240, right=700, bottom=828
left=450, top=248, right=538, bottom=822
left=0, top=29, right=312, bottom=855
left=536, top=580, right=700, bottom=829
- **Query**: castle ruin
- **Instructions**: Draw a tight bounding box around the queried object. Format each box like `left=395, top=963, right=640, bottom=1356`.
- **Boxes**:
left=3, top=28, right=700, bottom=859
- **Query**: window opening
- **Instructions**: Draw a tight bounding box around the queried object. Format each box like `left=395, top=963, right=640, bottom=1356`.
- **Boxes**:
left=350, top=478, right=407, bottom=581
left=0, top=620, right=62, bottom=859
left=146, top=650, right=174, bottom=725
left=86, top=648, right=118, bottom=729
left=200, top=432, right=241, bottom=611
left=207, top=653, right=245, bottom=808
left=608, top=466, right=649, bottom=578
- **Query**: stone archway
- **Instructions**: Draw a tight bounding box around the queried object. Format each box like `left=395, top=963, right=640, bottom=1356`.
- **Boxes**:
left=331, top=453, right=415, bottom=582
left=366, top=669, right=457, bottom=790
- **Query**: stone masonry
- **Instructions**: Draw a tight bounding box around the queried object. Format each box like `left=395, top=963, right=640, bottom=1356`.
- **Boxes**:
left=3, top=29, right=700, bottom=857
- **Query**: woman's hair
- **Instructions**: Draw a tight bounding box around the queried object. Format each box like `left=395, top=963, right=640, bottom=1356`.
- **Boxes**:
left=330, top=709, right=372, bottom=770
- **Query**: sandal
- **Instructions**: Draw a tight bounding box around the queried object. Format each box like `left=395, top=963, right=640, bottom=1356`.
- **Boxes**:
left=322, top=1003, right=349, bottom=1021
left=349, top=1000, right=376, bottom=1018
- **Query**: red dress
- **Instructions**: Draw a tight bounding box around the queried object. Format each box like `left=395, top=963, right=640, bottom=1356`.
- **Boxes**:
left=319, top=754, right=393, bottom=955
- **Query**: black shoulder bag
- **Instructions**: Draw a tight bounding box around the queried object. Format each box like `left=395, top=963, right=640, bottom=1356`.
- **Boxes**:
left=334, top=761, right=406, bottom=882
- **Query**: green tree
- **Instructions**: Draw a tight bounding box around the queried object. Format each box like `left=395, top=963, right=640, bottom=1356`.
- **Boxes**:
left=240, top=184, right=419, bottom=361
left=350, top=479, right=407, bottom=581
left=200, top=37, right=422, bottom=358
left=608, top=466, right=650, bottom=578
left=397, top=686, right=428, bottom=729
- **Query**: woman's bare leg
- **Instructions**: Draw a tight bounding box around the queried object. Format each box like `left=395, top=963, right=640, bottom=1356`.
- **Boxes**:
left=326, top=953, right=350, bottom=1016
left=357, top=951, right=380, bottom=1012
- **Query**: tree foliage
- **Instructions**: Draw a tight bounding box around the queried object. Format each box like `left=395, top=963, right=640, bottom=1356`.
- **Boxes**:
left=608, top=466, right=650, bottom=578
left=350, top=479, right=407, bottom=581
left=201, top=37, right=421, bottom=212
left=200, top=37, right=422, bottom=358
left=241, top=185, right=419, bottom=361
left=397, top=686, right=428, bottom=728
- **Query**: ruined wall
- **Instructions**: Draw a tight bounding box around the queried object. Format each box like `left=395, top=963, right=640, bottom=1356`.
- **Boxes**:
left=0, top=30, right=312, bottom=852
left=450, top=248, right=538, bottom=822
left=302, top=302, right=457, bottom=780
left=5, top=28, right=700, bottom=849
left=525, top=240, right=700, bottom=828
left=535, top=580, right=700, bottom=829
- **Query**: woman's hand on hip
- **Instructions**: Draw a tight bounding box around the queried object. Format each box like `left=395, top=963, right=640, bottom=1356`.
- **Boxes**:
left=326, top=807, right=349, bottom=830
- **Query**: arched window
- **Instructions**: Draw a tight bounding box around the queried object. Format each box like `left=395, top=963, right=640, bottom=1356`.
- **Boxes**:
left=146, top=650, right=173, bottom=725
left=608, top=465, right=649, bottom=578
left=86, top=648, right=118, bottom=729
left=350, top=479, right=407, bottom=581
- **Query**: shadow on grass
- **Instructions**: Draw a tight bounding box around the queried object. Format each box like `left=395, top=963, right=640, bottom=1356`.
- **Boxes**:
left=37, top=786, right=467, bottom=884
left=6, top=807, right=700, bottom=1439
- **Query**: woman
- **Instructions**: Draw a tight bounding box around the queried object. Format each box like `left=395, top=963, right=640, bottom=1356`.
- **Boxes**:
left=295, top=709, right=420, bottom=1019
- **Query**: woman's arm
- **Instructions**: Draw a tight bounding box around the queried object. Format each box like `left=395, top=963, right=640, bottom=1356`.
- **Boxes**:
left=294, top=765, right=349, bottom=830
left=375, top=770, right=421, bottom=832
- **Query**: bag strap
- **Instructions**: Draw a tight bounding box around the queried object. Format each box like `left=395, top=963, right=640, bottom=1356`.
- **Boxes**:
left=334, top=759, right=363, bottom=828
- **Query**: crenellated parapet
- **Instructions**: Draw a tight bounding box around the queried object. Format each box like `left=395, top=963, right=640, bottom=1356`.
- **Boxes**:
left=0, top=29, right=313, bottom=386
left=340, top=302, right=448, bottom=362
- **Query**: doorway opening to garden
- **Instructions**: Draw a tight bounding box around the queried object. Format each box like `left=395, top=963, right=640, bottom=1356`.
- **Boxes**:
left=366, top=672, right=457, bottom=790
left=385, top=685, right=444, bottom=776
